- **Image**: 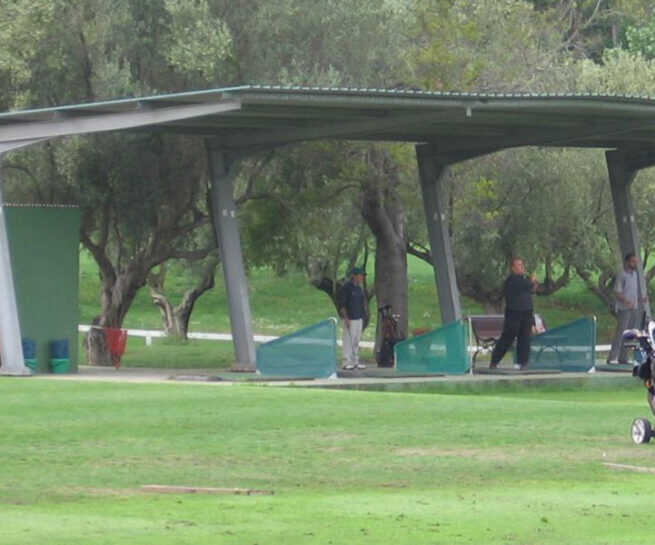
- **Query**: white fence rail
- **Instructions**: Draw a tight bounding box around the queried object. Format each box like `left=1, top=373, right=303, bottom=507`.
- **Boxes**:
left=79, top=324, right=279, bottom=346
left=78, top=325, right=376, bottom=348
left=78, top=325, right=609, bottom=352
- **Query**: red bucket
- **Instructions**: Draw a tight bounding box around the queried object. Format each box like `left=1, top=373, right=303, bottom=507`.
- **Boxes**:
left=104, top=328, right=128, bottom=368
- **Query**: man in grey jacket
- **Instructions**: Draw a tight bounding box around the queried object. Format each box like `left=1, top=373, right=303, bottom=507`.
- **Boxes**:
left=608, top=253, right=647, bottom=364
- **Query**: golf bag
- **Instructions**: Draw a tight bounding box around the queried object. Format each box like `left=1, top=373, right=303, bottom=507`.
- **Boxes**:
left=376, top=304, right=402, bottom=367
left=624, top=314, right=655, bottom=444
left=627, top=315, right=655, bottom=414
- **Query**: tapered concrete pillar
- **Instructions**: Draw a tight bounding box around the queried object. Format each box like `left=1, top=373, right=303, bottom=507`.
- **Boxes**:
left=416, top=144, right=462, bottom=324
left=0, top=155, right=28, bottom=375
left=606, top=150, right=651, bottom=317
left=206, top=142, right=256, bottom=367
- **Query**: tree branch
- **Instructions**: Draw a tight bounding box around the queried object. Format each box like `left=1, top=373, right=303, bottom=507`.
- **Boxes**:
left=234, top=151, right=275, bottom=204
left=166, top=246, right=217, bottom=261
left=576, top=265, right=616, bottom=315
left=407, top=241, right=432, bottom=264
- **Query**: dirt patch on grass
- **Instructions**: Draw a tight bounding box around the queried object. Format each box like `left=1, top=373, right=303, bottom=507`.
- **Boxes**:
left=594, top=447, right=655, bottom=463
left=394, top=447, right=515, bottom=461
left=56, top=486, right=139, bottom=497
left=312, top=433, right=361, bottom=452
left=320, top=446, right=345, bottom=453
left=379, top=481, right=409, bottom=488
left=317, top=433, right=361, bottom=442
left=393, top=444, right=655, bottom=469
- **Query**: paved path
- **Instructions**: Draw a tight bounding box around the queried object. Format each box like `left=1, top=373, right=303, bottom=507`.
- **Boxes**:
left=33, top=366, right=231, bottom=385
left=29, top=365, right=634, bottom=391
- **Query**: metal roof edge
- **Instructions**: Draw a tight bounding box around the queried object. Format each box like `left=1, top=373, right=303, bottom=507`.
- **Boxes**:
left=239, top=84, right=655, bottom=104
left=2, top=203, right=79, bottom=208
left=0, top=85, right=253, bottom=119
left=3, top=84, right=655, bottom=120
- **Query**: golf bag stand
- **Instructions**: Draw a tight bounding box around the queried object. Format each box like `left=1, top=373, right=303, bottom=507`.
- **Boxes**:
left=376, top=304, right=401, bottom=368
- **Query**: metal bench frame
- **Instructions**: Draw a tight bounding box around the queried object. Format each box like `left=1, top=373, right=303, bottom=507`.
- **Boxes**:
left=468, top=315, right=505, bottom=365
left=468, top=313, right=556, bottom=365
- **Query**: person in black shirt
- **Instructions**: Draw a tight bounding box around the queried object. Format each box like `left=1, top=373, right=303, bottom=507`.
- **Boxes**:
left=490, top=257, right=539, bottom=369
left=339, top=267, right=368, bottom=370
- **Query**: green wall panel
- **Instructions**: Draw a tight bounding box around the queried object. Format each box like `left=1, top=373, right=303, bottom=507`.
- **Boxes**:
left=5, top=206, right=80, bottom=373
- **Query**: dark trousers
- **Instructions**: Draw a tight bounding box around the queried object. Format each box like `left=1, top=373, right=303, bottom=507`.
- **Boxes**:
left=491, top=310, right=534, bottom=366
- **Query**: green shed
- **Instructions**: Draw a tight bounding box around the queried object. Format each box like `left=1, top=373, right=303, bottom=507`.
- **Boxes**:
left=5, top=205, right=80, bottom=372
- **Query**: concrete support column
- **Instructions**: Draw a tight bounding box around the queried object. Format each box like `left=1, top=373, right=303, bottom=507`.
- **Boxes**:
left=416, top=144, right=462, bottom=324
left=606, top=150, right=651, bottom=317
left=0, top=155, right=28, bottom=375
left=206, top=142, right=256, bottom=367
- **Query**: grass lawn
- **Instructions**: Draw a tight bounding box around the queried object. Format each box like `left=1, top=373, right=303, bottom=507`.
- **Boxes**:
left=2, top=378, right=655, bottom=544
left=77, top=335, right=237, bottom=369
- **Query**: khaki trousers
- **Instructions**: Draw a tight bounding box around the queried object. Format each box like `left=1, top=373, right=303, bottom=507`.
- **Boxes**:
left=342, top=319, right=363, bottom=365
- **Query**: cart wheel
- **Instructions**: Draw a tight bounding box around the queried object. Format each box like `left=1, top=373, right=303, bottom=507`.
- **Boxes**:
left=631, top=418, right=652, bottom=444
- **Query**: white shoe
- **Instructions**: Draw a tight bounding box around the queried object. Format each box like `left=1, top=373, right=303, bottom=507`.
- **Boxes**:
left=342, top=364, right=355, bottom=371
left=355, top=363, right=367, bottom=370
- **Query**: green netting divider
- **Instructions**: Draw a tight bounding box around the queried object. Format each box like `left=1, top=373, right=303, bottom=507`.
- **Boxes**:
left=517, top=316, right=596, bottom=372
left=395, top=320, right=470, bottom=375
left=256, top=318, right=338, bottom=378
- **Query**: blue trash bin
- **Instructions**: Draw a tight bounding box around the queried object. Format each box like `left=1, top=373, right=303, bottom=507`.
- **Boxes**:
left=22, top=338, right=38, bottom=372
left=22, top=338, right=36, bottom=359
left=50, top=339, right=69, bottom=359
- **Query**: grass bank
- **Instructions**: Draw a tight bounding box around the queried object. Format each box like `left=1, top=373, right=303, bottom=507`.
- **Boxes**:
left=1, top=378, right=652, bottom=544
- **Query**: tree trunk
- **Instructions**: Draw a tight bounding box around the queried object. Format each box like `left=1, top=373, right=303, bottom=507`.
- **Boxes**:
left=151, top=292, right=180, bottom=337
left=360, top=149, right=408, bottom=353
left=86, top=319, right=112, bottom=366
left=373, top=229, right=408, bottom=343
left=86, top=268, right=145, bottom=366
left=149, top=257, right=219, bottom=340
left=576, top=266, right=616, bottom=317
left=309, top=276, right=344, bottom=313
left=150, top=292, right=203, bottom=340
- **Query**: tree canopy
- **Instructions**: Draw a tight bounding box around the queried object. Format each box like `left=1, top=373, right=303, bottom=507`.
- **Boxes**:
left=2, top=0, right=655, bottom=351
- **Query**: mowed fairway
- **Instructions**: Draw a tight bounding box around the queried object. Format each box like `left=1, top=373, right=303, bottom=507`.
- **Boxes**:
left=1, top=379, right=655, bottom=544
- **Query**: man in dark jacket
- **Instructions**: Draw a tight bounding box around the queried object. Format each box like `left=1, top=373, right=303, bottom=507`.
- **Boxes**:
left=339, top=267, right=368, bottom=370
left=490, top=257, right=539, bottom=369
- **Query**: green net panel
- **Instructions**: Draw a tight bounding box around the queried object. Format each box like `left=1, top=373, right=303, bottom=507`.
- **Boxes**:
left=518, top=317, right=596, bottom=372
left=395, top=320, right=470, bottom=375
left=256, top=319, right=338, bottom=378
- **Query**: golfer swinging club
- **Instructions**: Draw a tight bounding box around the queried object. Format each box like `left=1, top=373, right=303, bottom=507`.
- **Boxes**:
left=339, top=267, right=368, bottom=370
left=490, top=257, right=539, bottom=369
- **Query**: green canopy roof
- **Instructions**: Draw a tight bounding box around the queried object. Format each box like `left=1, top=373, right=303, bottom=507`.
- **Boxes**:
left=2, top=85, right=655, bottom=161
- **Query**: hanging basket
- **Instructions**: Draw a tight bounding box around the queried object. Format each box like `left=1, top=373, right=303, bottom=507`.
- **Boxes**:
left=104, top=328, right=128, bottom=369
